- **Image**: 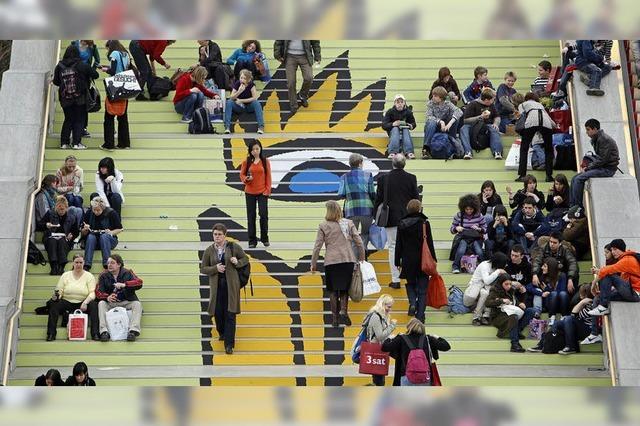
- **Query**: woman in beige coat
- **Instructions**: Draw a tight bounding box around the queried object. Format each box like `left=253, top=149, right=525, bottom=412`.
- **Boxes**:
left=200, top=223, right=250, bottom=354
left=311, top=201, right=365, bottom=327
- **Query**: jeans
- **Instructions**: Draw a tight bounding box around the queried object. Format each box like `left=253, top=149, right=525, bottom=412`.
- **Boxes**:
left=224, top=99, right=265, bottom=129
left=518, top=127, right=553, bottom=178
left=578, top=62, right=612, bottom=89
left=509, top=307, right=536, bottom=344
left=498, top=116, right=512, bottom=133
left=64, top=193, right=84, bottom=208
left=546, top=273, right=569, bottom=315
left=98, top=299, right=142, bottom=334
left=423, top=120, right=457, bottom=149
left=215, top=278, right=237, bottom=348
left=388, top=127, right=414, bottom=154
left=285, top=54, right=313, bottom=108
left=514, top=235, right=536, bottom=254
left=385, top=227, right=400, bottom=283
left=532, top=295, right=543, bottom=315
left=350, top=215, right=373, bottom=252
left=90, top=192, right=123, bottom=217
left=555, top=315, right=590, bottom=350
left=400, top=375, right=429, bottom=386
left=84, top=232, right=118, bottom=268
left=129, top=40, right=151, bottom=92
left=245, top=193, right=269, bottom=245
left=460, top=123, right=503, bottom=155
left=598, top=275, right=640, bottom=307
left=406, top=273, right=429, bottom=322
left=570, top=167, right=616, bottom=208
left=103, top=104, right=130, bottom=148
left=61, top=103, right=85, bottom=147
left=453, top=239, right=483, bottom=270
left=47, top=299, right=99, bottom=338
left=175, top=92, right=205, bottom=121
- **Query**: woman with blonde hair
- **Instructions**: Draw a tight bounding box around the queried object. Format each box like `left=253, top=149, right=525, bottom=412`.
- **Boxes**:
left=364, top=294, right=397, bottom=386
left=311, top=200, right=365, bottom=328
left=383, top=318, right=450, bottom=386
left=173, top=65, right=218, bottom=123
left=224, top=69, right=265, bottom=134
left=56, top=155, right=84, bottom=208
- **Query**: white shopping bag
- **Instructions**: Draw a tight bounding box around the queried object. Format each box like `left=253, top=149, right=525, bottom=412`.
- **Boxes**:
left=103, top=70, right=142, bottom=100
left=360, top=261, right=381, bottom=296
left=68, top=309, right=87, bottom=340
left=501, top=304, right=525, bottom=319
left=106, top=307, right=130, bottom=341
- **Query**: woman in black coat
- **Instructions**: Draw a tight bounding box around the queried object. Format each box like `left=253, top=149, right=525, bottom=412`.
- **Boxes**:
left=65, top=362, right=96, bottom=386
left=34, top=369, right=65, bottom=386
left=395, top=199, right=436, bottom=322
left=382, top=318, right=450, bottom=386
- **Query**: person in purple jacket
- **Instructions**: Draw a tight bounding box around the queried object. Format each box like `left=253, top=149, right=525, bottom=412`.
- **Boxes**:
left=449, top=194, right=486, bottom=274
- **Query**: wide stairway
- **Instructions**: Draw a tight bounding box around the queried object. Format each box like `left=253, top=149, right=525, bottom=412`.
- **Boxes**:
left=10, top=40, right=609, bottom=385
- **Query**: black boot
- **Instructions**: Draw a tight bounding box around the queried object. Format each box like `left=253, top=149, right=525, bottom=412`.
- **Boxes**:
left=329, top=292, right=339, bottom=327
left=49, top=262, right=57, bottom=275
left=339, top=293, right=351, bottom=326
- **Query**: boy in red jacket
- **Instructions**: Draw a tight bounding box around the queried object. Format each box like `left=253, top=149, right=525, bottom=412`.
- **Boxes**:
left=588, top=239, right=640, bottom=316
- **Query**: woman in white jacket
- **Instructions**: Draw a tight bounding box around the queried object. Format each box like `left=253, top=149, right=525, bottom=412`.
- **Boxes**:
left=463, top=251, right=508, bottom=325
left=90, top=157, right=124, bottom=217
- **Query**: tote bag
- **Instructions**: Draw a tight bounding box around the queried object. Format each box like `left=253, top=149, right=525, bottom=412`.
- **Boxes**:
left=348, top=263, right=363, bottom=302
left=421, top=222, right=437, bottom=276
left=104, top=69, right=142, bottom=100
left=68, top=309, right=88, bottom=340
left=105, top=307, right=130, bottom=341
left=358, top=341, right=390, bottom=375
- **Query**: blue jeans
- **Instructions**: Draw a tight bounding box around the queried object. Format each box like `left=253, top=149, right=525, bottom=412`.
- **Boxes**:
left=578, top=62, right=612, bottom=89
left=509, top=307, right=536, bottom=344
left=598, top=275, right=640, bottom=307
left=546, top=274, right=569, bottom=315
left=406, top=272, right=429, bottom=322
left=400, top=375, right=429, bottom=386
left=388, top=127, right=414, bottom=154
left=84, top=233, right=118, bottom=268
left=514, top=234, right=536, bottom=254
left=174, top=92, right=205, bottom=121
left=453, top=239, right=483, bottom=270
left=558, top=315, right=590, bottom=350
left=459, top=124, right=503, bottom=155
left=498, top=116, right=512, bottom=133
left=423, top=120, right=457, bottom=149
left=64, top=193, right=83, bottom=208
left=570, top=168, right=616, bottom=208
left=224, top=99, right=265, bottom=129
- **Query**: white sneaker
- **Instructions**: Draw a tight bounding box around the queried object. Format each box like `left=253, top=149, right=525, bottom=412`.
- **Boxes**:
left=494, top=152, right=502, bottom=160
left=587, top=305, right=610, bottom=316
left=61, top=144, right=70, bottom=149
left=257, top=128, right=264, bottom=134
left=463, top=152, right=472, bottom=160
left=388, top=153, right=396, bottom=159
left=181, top=118, right=193, bottom=123
left=224, top=128, right=231, bottom=134
left=580, top=334, right=602, bottom=345
left=548, top=315, right=556, bottom=326
left=73, top=143, right=87, bottom=150
left=452, top=268, right=460, bottom=274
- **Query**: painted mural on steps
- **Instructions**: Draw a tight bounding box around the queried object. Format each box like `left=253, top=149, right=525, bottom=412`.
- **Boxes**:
left=197, top=51, right=391, bottom=385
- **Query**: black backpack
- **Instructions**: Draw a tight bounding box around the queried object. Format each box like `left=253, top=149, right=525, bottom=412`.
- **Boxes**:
left=553, top=144, right=577, bottom=170
left=233, top=243, right=253, bottom=297
left=188, top=107, right=214, bottom=134
left=470, top=120, right=490, bottom=151
left=542, top=329, right=566, bottom=354
left=27, top=240, right=47, bottom=266
left=148, top=76, right=173, bottom=100
left=59, top=63, right=82, bottom=102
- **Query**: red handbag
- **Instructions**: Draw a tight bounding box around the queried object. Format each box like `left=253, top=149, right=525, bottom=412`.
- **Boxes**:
left=421, top=222, right=437, bottom=276
left=427, top=273, right=448, bottom=309
left=358, top=341, right=390, bottom=375
left=431, top=362, right=442, bottom=386
left=548, top=109, right=571, bottom=134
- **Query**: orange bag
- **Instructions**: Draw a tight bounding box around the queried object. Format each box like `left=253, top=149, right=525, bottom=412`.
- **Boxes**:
left=106, top=97, right=127, bottom=116
left=427, top=273, right=448, bottom=309
left=421, top=222, right=437, bottom=276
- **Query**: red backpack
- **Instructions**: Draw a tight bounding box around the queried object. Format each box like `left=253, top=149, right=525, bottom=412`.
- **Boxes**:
left=402, top=334, right=430, bottom=384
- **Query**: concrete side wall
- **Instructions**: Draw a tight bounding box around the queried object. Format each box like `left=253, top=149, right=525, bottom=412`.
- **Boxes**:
left=0, top=40, right=58, bottom=382
left=610, top=303, right=640, bottom=385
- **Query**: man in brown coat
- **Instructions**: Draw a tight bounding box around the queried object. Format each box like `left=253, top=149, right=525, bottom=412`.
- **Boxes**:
left=200, top=223, right=249, bottom=354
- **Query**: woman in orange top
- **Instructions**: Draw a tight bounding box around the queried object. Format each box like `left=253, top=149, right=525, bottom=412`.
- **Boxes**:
left=240, top=141, right=272, bottom=248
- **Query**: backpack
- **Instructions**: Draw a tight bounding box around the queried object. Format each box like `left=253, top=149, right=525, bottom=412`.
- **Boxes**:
left=554, top=144, right=577, bottom=170
left=542, top=329, right=566, bottom=354
left=233, top=242, right=253, bottom=296
left=430, top=133, right=455, bottom=159
left=27, top=240, right=47, bottom=266
left=447, top=285, right=471, bottom=315
left=148, top=76, right=173, bottom=100
left=188, top=107, right=215, bottom=134
left=350, top=312, right=375, bottom=363
left=59, top=63, right=82, bottom=102
left=402, top=334, right=430, bottom=384
left=470, top=120, right=490, bottom=151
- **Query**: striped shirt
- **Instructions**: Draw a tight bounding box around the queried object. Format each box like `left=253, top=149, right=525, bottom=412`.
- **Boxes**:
left=531, top=77, right=549, bottom=94
left=337, top=169, right=376, bottom=218
left=450, top=212, right=487, bottom=235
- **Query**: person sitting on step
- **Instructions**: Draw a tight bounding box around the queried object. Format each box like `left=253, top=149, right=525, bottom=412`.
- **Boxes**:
left=536, top=257, right=570, bottom=326
left=510, top=196, right=545, bottom=254
left=310, top=201, right=365, bottom=328
left=91, top=157, right=124, bottom=218
left=588, top=239, right=640, bottom=317
left=96, top=254, right=143, bottom=342
left=531, top=231, right=579, bottom=298
left=64, top=361, right=96, bottom=386
left=226, top=40, right=270, bottom=82
left=531, top=60, right=552, bottom=96
left=463, top=252, right=508, bottom=326
left=545, top=174, right=571, bottom=214
left=56, top=155, right=84, bottom=208
left=422, top=86, right=462, bottom=159
left=197, top=39, right=233, bottom=90
left=478, top=180, right=504, bottom=227
left=485, top=273, right=536, bottom=353
left=485, top=205, right=513, bottom=257
left=201, top=223, right=251, bottom=355
left=46, top=254, right=99, bottom=341
left=449, top=194, right=486, bottom=274
left=224, top=69, right=265, bottom=134
left=173, top=65, right=218, bottom=124
left=495, top=71, right=518, bottom=133
left=462, top=65, right=494, bottom=103
left=575, top=40, right=612, bottom=96
left=429, top=66, right=461, bottom=104
left=506, top=174, right=545, bottom=215
left=81, top=196, right=123, bottom=271
left=34, top=369, right=65, bottom=386
left=459, top=88, right=503, bottom=160
left=39, top=196, right=82, bottom=275
left=382, top=94, right=416, bottom=159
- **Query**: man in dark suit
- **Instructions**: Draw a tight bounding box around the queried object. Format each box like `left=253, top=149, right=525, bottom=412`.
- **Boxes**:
left=374, top=154, right=419, bottom=288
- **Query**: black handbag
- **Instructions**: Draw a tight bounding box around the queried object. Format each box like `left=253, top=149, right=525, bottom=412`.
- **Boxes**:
left=460, top=229, right=483, bottom=241
left=86, top=82, right=101, bottom=113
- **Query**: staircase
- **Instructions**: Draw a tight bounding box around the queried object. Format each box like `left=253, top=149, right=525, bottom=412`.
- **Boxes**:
left=9, top=40, right=609, bottom=386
